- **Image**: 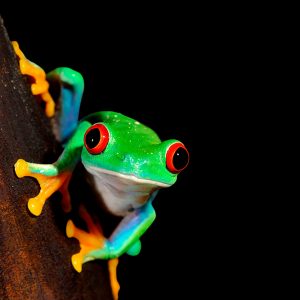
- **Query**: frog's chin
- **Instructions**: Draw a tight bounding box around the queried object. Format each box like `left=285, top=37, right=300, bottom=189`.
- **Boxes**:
left=83, top=164, right=170, bottom=216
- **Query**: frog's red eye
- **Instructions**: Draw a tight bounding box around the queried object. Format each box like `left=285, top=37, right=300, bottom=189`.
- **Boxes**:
left=166, top=142, right=189, bottom=173
left=84, top=124, right=109, bottom=155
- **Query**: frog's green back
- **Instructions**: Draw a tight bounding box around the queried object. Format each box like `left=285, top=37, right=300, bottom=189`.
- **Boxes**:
left=83, top=111, right=161, bottom=146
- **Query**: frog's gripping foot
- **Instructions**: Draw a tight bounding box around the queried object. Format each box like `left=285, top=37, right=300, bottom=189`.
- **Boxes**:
left=66, top=206, right=120, bottom=299
left=14, top=159, right=72, bottom=216
left=66, top=206, right=105, bottom=272
left=12, top=41, right=55, bottom=118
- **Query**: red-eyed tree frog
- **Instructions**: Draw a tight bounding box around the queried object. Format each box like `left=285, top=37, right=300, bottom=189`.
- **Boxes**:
left=14, top=61, right=189, bottom=299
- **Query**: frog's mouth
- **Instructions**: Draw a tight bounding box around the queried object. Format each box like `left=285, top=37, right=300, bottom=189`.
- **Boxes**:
left=83, top=165, right=170, bottom=216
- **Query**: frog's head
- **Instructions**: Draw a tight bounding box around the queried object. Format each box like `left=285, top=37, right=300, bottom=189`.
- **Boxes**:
left=81, top=112, right=189, bottom=216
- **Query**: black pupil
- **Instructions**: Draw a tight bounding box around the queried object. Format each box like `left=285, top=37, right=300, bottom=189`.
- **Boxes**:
left=173, top=147, right=189, bottom=170
left=86, top=128, right=101, bottom=148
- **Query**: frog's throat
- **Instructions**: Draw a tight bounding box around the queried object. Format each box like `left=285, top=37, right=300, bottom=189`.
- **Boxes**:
left=83, top=165, right=170, bottom=216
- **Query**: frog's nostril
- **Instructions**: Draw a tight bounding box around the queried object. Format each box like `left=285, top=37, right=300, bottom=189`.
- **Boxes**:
left=128, top=205, right=134, bottom=212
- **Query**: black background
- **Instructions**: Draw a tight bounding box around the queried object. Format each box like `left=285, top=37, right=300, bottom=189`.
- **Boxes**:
left=1, top=7, right=283, bottom=300
left=0, top=8, right=223, bottom=299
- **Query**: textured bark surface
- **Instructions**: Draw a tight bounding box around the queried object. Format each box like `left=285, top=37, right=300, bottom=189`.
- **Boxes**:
left=0, top=16, right=113, bottom=300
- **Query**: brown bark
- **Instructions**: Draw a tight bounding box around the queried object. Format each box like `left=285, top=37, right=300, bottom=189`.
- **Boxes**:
left=0, top=16, right=113, bottom=300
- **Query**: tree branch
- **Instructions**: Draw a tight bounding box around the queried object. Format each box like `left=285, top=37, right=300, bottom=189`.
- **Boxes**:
left=0, top=16, right=113, bottom=300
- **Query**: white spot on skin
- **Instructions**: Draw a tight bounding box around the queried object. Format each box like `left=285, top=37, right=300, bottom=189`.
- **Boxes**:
left=135, top=121, right=140, bottom=125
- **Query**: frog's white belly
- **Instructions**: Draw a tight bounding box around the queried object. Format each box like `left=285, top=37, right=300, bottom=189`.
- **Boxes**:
left=83, top=165, right=170, bottom=216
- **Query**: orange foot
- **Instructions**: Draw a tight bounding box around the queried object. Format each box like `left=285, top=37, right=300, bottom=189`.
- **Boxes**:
left=15, top=159, right=72, bottom=216
left=108, top=258, right=120, bottom=300
left=12, top=41, right=55, bottom=117
left=66, top=205, right=105, bottom=272
left=66, top=206, right=120, bottom=300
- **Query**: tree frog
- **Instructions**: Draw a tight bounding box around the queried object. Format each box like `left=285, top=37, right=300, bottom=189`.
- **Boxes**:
left=14, top=65, right=189, bottom=299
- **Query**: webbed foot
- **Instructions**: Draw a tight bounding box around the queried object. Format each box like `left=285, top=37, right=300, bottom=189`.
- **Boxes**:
left=66, top=205, right=105, bottom=272
left=12, top=41, right=55, bottom=117
left=66, top=206, right=120, bottom=299
left=14, top=159, right=72, bottom=216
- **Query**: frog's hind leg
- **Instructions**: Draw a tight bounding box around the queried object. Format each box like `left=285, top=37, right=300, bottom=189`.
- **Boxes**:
left=66, top=206, right=120, bottom=299
left=66, top=205, right=105, bottom=272
left=12, top=41, right=55, bottom=117
left=59, top=175, right=72, bottom=213
left=14, top=159, right=72, bottom=216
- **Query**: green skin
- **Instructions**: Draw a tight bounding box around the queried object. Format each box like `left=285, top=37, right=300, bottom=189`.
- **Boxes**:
left=27, top=109, right=182, bottom=261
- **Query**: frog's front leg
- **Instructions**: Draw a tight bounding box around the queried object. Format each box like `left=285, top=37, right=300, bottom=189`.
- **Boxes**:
left=15, top=159, right=72, bottom=216
left=14, top=121, right=90, bottom=216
